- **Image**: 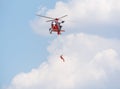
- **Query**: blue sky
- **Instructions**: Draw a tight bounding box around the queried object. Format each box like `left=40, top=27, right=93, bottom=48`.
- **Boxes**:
left=1, top=0, right=120, bottom=89
left=1, top=0, right=57, bottom=87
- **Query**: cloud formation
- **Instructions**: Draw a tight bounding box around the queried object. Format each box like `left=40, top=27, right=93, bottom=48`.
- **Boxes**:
left=7, top=0, right=120, bottom=89
left=31, top=0, right=120, bottom=36
left=6, top=33, right=120, bottom=89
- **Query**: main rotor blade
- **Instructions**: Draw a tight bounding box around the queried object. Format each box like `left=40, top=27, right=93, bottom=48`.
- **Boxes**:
left=36, top=14, right=54, bottom=19
left=58, top=15, right=68, bottom=19
left=46, top=20, right=54, bottom=22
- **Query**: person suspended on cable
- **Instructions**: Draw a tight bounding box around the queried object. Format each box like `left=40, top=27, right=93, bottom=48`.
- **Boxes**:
left=60, top=55, right=65, bottom=62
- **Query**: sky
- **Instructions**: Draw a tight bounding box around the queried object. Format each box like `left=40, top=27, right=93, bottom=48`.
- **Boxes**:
left=1, top=0, right=120, bottom=89
left=1, top=0, right=56, bottom=87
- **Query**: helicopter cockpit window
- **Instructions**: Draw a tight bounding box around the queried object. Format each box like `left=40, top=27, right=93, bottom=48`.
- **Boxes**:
left=52, top=21, right=56, bottom=26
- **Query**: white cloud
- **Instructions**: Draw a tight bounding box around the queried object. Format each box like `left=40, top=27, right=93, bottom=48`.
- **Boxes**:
left=31, top=0, right=120, bottom=36
left=6, top=33, right=120, bottom=89
left=12, top=0, right=120, bottom=89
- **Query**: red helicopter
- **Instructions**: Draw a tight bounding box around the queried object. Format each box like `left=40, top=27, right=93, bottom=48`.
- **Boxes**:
left=36, top=15, right=67, bottom=35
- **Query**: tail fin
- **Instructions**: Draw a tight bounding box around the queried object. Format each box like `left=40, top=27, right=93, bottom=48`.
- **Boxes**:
left=57, top=31, right=61, bottom=35
left=57, top=30, right=65, bottom=35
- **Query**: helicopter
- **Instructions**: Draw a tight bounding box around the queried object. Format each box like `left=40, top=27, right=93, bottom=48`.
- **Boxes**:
left=36, top=14, right=67, bottom=35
